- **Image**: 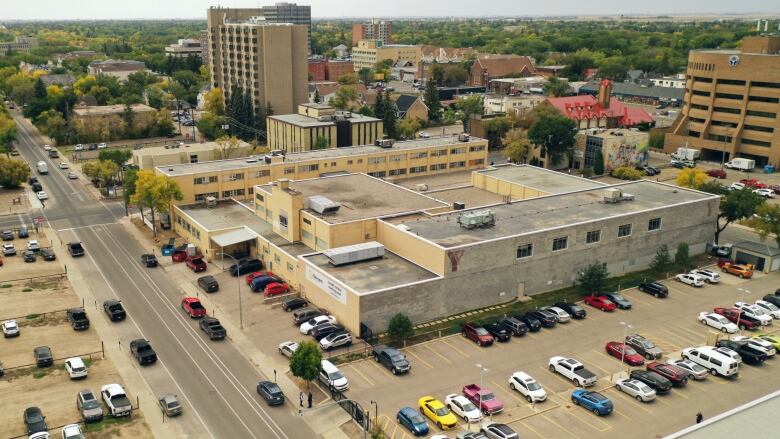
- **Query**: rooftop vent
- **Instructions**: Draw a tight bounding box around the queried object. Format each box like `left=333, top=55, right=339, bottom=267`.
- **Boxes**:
left=458, top=209, right=496, bottom=229
left=325, top=241, right=385, bottom=266
left=458, top=133, right=470, bottom=142
left=308, top=195, right=341, bottom=215
left=603, top=188, right=635, bottom=203
left=318, top=115, right=334, bottom=122
left=205, top=196, right=217, bottom=207
left=415, top=184, right=428, bottom=191
left=375, top=138, right=394, bottom=148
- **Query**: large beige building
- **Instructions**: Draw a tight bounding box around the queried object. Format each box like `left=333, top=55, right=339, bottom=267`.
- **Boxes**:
left=351, top=40, right=422, bottom=73
left=71, top=104, right=157, bottom=139
left=132, top=140, right=251, bottom=170
left=156, top=135, right=489, bottom=204
left=665, top=36, right=780, bottom=167
left=87, top=60, right=147, bottom=82
left=267, top=103, right=383, bottom=152
left=206, top=7, right=308, bottom=116
left=0, top=37, right=38, bottom=57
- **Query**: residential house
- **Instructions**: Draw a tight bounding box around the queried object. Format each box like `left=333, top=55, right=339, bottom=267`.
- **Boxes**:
left=392, top=94, right=429, bottom=123
left=470, top=55, right=536, bottom=86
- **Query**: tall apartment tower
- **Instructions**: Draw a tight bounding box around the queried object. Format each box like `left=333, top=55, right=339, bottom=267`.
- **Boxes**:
left=207, top=7, right=308, bottom=116
left=664, top=36, right=780, bottom=167
left=352, top=19, right=393, bottom=46
left=260, top=2, right=312, bottom=54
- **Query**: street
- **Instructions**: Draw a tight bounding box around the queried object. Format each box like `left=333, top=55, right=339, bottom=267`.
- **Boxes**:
left=6, top=111, right=317, bottom=439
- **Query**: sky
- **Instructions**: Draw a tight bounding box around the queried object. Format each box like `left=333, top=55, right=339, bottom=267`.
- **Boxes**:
left=4, top=0, right=780, bottom=20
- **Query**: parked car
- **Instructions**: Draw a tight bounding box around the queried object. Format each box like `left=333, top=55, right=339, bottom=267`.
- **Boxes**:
left=282, top=298, right=308, bottom=312
left=25, top=240, right=40, bottom=252
left=300, top=315, right=337, bottom=335
left=40, top=248, right=56, bottom=261
left=629, top=369, right=672, bottom=394
left=732, top=335, right=776, bottom=358
left=508, top=371, right=547, bottom=403
left=733, top=302, right=773, bottom=326
left=754, top=188, right=775, bottom=198
left=483, top=322, right=511, bottom=342
left=199, top=317, right=226, bottom=340
left=754, top=333, right=780, bottom=350
left=542, top=306, right=571, bottom=323
left=615, top=378, right=656, bottom=402
left=605, top=341, right=645, bottom=366
left=754, top=300, right=780, bottom=319
left=76, top=389, right=104, bottom=423
left=372, top=345, right=410, bottom=374
left=264, top=282, right=290, bottom=297
left=18, top=226, right=28, bottom=238
left=181, top=297, right=207, bottom=318
left=526, top=310, right=557, bottom=327
left=713, top=307, right=759, bottom=330
left=516, top=314, right=542, bottom=332
left=690, top=268, right=720, bottom=283
left=715, top=339, right=767, bottom=365
left=480, top=421, right=519, bottom=439
left=706, top=169, right=727, bottom=179
left=729, top=182, right=746, bottom=191
left=2, top=319, right=20, bottom=337
left=250, top=274, right=283, bottom=292
left=34, top=346, right=53, bottom=367
left=625, top=334, right=663, bottom=360
left=158, top=393, right=182, bottom=416
left=311, top=323, right=344, bottom=341
left=23, top=406, right=48, bottom=436
left=320, top=330, right=352, bottom=350
left=418, top=396, right=458, bottom=430
left=462, top=323, right=494, bottom=346
left=601, top=293, right=632, bottom=310
left=667, top=359, right=708, bottom=380
left=245, top=270, right=275, bottom=285
left=23, top=250, right=36, bottom=262
left=571, top=390, right=613, bottom=416
left=130, top=339, right=157, bottom=365
left=256, top=381, right=285, bottom=406
left=186, top=256, right=207, bottom=273
left=67, top=241, right=85, bottom=257
left=675, top=273, right=705, bottom=287
left=740, top=178, right=766, bottom=189
left=36, top=191, right=48, bottom=200
left=445, top=394, right=481, bottom=423
left=1, top=230, right=13, bottom=240
left=721, top=263, right=753, bottom=278
left=230, top=259, right=263, bottom=276
left=64, top=357, right=88, bottom=379
left=548, top=356, right=597, bottom=387
left=197, top=275, right=219, bottom=293
left=700, top=311, right=740, bottom=333
left=278, top=341, right=299, bottom=358
left=3, top=243, right=16, bottom=256
left=292, top=308, right=322, bottom=325
left=638, top=281, right=669, bottom=298
left=647, top=361, right=688, bottom=387
left=397, top=407, right=429, bottom=436
left=583, top=295, right=616, bottom=312
left=103, top=300, right=126, bottom=321
left=462, top=384, right=504, bottom=415
left=140, top=254, right=158, bottom=267
left=763, top=294, right=780, bottom=308
left=66, top=308, right=90, bottom=330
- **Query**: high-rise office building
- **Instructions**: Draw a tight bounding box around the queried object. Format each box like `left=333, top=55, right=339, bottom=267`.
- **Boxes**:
left=207, top=7, right=308, bottom=116
left=665, top=36, right=780, bottom=167
left=352, top=19, right=393, bottom=46
left=261, top=2, right=311, bottom=54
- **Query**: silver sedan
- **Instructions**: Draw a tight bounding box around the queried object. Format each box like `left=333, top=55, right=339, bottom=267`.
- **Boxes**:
left=667, top=359, right=708, bottom=380
left=616, top=378, right=656, bottom=402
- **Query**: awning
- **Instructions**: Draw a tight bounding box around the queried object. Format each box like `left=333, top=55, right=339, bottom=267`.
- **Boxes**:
left=211, top=227, right=259, bottom=247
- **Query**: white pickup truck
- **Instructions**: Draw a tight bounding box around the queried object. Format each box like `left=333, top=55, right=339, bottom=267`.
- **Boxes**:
left=548, top=356, right=597, bottom=387
left=101, top=384, right=132, bottom=417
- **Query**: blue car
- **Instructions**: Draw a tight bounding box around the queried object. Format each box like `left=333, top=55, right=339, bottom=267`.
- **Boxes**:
left=250, top=275, right=281, bottom=292
left=571, top=390, right=613, bottom=416
left=397, top=406, right=428, bottom=436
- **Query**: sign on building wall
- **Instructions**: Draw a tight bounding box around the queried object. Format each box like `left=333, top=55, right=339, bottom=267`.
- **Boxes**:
left=306, top=266, right=347, bottom=305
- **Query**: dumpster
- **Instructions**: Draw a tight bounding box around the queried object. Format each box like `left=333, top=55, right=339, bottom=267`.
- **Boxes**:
left=764, top=165, right=775, bottom=174
left=161, top=238, right=176, bottom=256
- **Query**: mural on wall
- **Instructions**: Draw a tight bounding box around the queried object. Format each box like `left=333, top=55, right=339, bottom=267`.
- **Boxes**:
left=605, top=140, right=648, bottom=172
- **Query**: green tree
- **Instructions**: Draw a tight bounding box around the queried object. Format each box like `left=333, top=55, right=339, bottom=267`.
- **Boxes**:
left=502, top=128, right=531, bottom=163
left=374, top=92, right=386, bottom=120
left=382, top=91, right=397, bottom=138
left=0, top=113, right=18, bottom=152
left=674, top=242, right=693, bottom=272
left=98, top=149, right=132, bottom=170
left=123, top=168, right=138, bottom=215
left=122, top=104, right=135, bottom=136
left=543, top=76, right=570, bottom=97
left=130, top=170, right=183, bottom=236
left=709, top=188, right=765, bottom=244
left=752, top=204, right=780, bottom=248
left=397, top=118, right=422, bottom=140
left=358, top=67, right=374, bottom=85
left=597, top=57, right=628, bottom=81
left=214, top=135, right=243, bottom=159
left=0, top=156, right=30, bottom=188
left=313, top=135, right=330, bottom=150
left=649, top=131, right=665, bottom=149
left=430, top=64, right=445, bottom=84
left=338, top=73, right=359, bottom=85
left=593, top=149, right=605, bottom=175
left=527, top=110, right=576, bottom=167
left=649, top=244, right=673, bottom=275
left=698, top=181, right=727, bottom=196
left=289, top=340, right=322, bottom=390
left=455, top=95, right=483, bottom=131
left=330, top=86, right=358, bottom=110
left=204, top=87, right=225, bottom=116
left=387, top=313, right=414, bottom=344
left=442, top=64, right=468, bottom=86
left=610, top=166, right=644, bottom=180
left=483, top=116, right=511, bottom=149
left=423, top=81, right=441, bottom=122
left=576, top=261, right=609, bottom=295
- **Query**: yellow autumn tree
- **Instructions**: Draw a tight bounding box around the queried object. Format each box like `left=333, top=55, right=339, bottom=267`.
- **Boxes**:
left=130, top=170, right=183, bottom=236
left=676, top=168, right=708, bottom=189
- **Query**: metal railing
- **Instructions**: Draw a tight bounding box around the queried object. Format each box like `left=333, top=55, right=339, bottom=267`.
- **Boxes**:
left=2, top=347, right=104, bottom=372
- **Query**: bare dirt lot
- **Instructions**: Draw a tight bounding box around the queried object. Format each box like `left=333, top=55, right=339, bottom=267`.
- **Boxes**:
left=0, top=186, right=32, bottom=216
left=0, top=278, right=80, bottom=322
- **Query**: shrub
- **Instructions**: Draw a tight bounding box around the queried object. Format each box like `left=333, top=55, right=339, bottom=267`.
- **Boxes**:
left=610, top=166, right=644, bottom=181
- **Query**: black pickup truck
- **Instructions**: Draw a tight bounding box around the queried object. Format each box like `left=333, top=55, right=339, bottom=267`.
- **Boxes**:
left=199, top=317, right=227, bottom=340
left=67, top=308, right=90, bottom=330
left=130, top=339, right=157, bottom=365
left=716, top=340, right=767, bottom=365
left=372, top=345, right=411, bottom=375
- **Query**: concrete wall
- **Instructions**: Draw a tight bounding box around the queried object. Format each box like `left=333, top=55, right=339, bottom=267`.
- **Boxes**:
left=471, top=172, right=548, bottom=200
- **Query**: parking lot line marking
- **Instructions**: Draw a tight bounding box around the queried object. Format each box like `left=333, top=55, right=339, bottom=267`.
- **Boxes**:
left=404, top=348, right=434, bottom=369
left=422, top=343, right=453, bottom=364
left=347, top=364, right=375, bottom=386
left=607, top=388, right=654, bottom=414
left=654, top=395, right=672, bottom=406
left=655, top=328, right=694, bottom=347
left=568, top=408, right=612, bottom=432
left=440, top=337, right=471, bottom=358
left=491, top=379, right=526, bottom=404
left=612, top=408, right=633, bottom=421
left=366, top=358, right=398, bottom=379
left=673, top=387, right=690, bottom=399
left=674, top=325, right=707, bottom=343
left=519, top=420, right=547, bottom=439
left=540, top=413, right=581, bottom=439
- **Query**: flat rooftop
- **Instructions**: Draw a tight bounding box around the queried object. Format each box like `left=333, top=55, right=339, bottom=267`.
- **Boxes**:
left=177, top=200, right=271, bottom=236
left=427, top=186, right=509, bottom=209
left=477, top=164, right=606, bottom=194
left=268, top=113, right=335, bottom=128
left=73, top=103, right=155, bottom=116
left=133, top=141, right=233, bottom=157
left=665, top=391, right=780, bottom=438
left=157, top=135, right=486, bottom=176
left=395, top=180, right=718, bottom=248
left=260, top=173, right=448, bottom=224
left=303, top=251, right=439, bottom=294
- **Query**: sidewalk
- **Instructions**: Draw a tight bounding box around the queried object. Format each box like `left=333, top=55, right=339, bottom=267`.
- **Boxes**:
left=119, top=215, right=353, bottom=439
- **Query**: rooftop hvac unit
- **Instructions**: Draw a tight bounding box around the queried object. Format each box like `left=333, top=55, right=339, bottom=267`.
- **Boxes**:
left=308, top=195, right=341, bottom=215
left=325, top=241, right=385, bottom=266
left=415, top=184, right=428, bottom=191
left=603, top=188, right=622, bottom=203
left=458, top=133, right=470, bottom=142
left=458, top=209, right=496, bottom=229
left=453, top=202, right=466, bottom=210
left=270, top=149, right=285, bottom=157
left=397, top=224, right=411, bottom=232
left=205, top=196, right=217, bottom=207
left=375, top=138, right=394, bottom=148
left=264, top=155, right=272, bottom=164
left=318, top=115, right=334, bottom=122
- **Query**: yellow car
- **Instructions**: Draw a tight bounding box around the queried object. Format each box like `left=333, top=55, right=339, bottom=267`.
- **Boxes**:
left=754, top=333, right=780, bottom=350
left=417, top=396, right=458, bottom=430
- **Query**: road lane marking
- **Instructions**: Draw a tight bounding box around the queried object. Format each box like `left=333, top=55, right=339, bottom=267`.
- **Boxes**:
left=403, top=348, right=434, bottom=369
left=612, top=408, right=632, bottom=421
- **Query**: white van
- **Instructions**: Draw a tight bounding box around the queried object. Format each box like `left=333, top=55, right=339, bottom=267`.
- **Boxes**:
left=319, top=360, right=349, bottom=391
left=36, top=161, right=48, bottom=174
left=681, top=346, right=740, bottom=378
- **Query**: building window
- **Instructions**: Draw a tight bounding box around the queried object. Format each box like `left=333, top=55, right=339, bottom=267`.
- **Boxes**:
left=618, top=224, right=632, bottom=238
left=368, top=157, right=386, bottom=164
left=516, top=243, right=533, bottom=259
left=450, top=147, right=466, bottom=154
left=284, top=167, right=294, bottom=175
left=390, top=154, right=404, bottom=162
left=315, top=237, right=328, bottom=249
left=586, top=230, right=601, bottom=244
left=552, top=237, right=568, bottom=252
left=431, top=149, right=447, bottom=157
left=389, top=168, right=407, bottom=176
left=194, top=192, right=218, bottom=202
left=744, top=125, right=774, bottom=133
left=648, top=218, right=662, bottom=231
left=430, top=163, right=446, bottom=171
left=302, top=230, right=313, bottom=240
left=742, top=138, right=771, bottom=147
left=256, top=193, right=264, bottom=202
left=714, top=92, right=743, bottom=100
left=713, top=107, right=741, bottom=115
left=252, top=169, right=271, bottom=178
left=303, top=218, right=311, bottom=225
left=746, top=110, right=776, bottom=119
left=299, top=164, right=319, bottom=172
left=347, top=160, right=354, bottom=164
left=749, top=95, right=780, bottom=104
left=692, top=90, right=711, bottom=97
left=409, top=166, right=427, bottom=174
left=287, top=262, right=294, bottom=272
left=468, top=158, right=485, bottom=166
left=469, top=145, right=485, bottom=152
left=367, top=171, right=387, bottom=178
left=410, top=152, right=427, bottom=159
left=222, top=189, right=245, bottom=198
left=279, top=214, right=288, bottom=228
left=274, top=254, right=281, bottom=263
left=449, top=161, right=466, bottom=169
left=194, top=176, right=218, bottom=185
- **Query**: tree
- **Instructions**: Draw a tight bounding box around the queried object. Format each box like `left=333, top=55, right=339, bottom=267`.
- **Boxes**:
left=430, top=64, right=445, bottom=85
left=597, top=57, right=628, bottom=81
left=442, top=64, right=468, bottom=86
left=543, top=76, right=570, bottom=97
left=676, top=168, right=708, bottom=189
left=423, top=81, right=441, bottom=122
left=122, top=104, right=135, bottom=137
left=382, top=91, right=397, bottom=139
left=374, top=92, right=386, bottom=120
left=576, top=261, right=609, bottom=295
left=752, top=204, right=780, bottom=248
left=674, top=242, right=693, bottom=272
left=0, top=114, right=18, bottom=151
left=215, top=135, right=243, bottom=159
left=387, top=313, right=413, bottom=344
left=338, top=73, right=359, bottom=85
left=204, top=87, right=225, bottom=116
left=455, top=95, right=483, bottom=131
left=527, top=110, right=576, bottom=167
left=357, top=67, right=373, bottom=85
left=611, top=167, right=644, bottom=180
left=313, top=136, right=330, bottom=150
left=502, top=129, right=531, bottom=163
left=483, top=116, right=512, bottom=149
left=710, top=188, right=765, bottom=244
left=98, top=149, right=132, bottom=177
left=397, top=118, right=422, bottom=140
left=649, top=131, right=665, bottom=149
left=698, top=180, right=727, bottom=196
left=649, top=244, right=673, bottom=275
left=289, top=340, right=322, bottom=390
left=313, top=88, right=321, bottom=104
left=330, top=86, right=358, bottom=110
left=0, top=156, right=29, bottom=188
left=123, top=168, right=138, bottom=215
left=130, top=170, right=183, bottom=237
left=593, top=149, right=605, bottom=176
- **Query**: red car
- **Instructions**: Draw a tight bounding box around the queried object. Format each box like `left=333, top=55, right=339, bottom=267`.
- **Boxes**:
left=713, top=307, right=759, bottom=330
left=605, top=341, right=645, bottom=366
left=186, top=256, right=207, bottom=273
left=739, top=178, right=766, bottom=189
left=646, top=362, right=688, bottom=387
left=246, top=271, right=275, bottom=285
left=461, top=323, right=494, bottom=346
left=769, top=184, right=780, bottom=195
left=716, top=258, right=734, bottom=268
left=181, top=297, right=207, bottom=318
left=706, top=169, right=727, bottom=179
left=172, top=247, right=189, bottom=263
left=583, top=295, right=616, bottom=312
left=263, top=282, right=290, bottom=297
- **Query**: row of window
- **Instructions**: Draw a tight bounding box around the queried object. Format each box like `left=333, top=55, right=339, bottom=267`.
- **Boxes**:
left=175, top=215, right=202, bottom=240
left=516, top=218, right=661, bottom=259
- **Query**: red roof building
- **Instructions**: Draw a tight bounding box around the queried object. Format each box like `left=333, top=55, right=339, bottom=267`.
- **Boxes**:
left=546, top=80, right=653, bottom=129
left=469, top=54, right=535, bottom=86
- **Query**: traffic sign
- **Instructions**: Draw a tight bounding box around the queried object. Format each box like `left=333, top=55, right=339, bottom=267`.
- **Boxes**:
left=34, top=216, right=44, bottom=225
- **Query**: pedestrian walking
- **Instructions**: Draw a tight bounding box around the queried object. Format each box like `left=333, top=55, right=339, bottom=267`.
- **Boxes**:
left=696, top=412, right=703, bottom=424
left=299, top=392, right=304, bottom=407
left=307, top=391, right=313, bottom=408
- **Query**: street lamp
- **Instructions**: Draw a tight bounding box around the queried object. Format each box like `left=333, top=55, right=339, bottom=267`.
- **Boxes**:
left=476, top=363, right=489, bottom=420
left=619, top=322, right=633, bottom=379
left=216, top=251, right=243, bottom=329
left=737, top=288, right=750, bottom=334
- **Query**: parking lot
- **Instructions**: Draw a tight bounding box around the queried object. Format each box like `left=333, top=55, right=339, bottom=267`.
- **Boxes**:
left=343, top=267, right=780, bottom=439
